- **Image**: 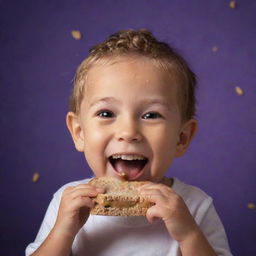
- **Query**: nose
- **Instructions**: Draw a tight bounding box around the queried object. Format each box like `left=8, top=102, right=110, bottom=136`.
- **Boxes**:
left=115, top=117, right=143, bottom=143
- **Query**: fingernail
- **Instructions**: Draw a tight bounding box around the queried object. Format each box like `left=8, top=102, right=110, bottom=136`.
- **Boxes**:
left=96, top=188, right=105, bottom=193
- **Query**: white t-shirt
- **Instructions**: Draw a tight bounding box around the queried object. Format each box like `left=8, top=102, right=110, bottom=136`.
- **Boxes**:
left=25, top=177, right=232, bottom=256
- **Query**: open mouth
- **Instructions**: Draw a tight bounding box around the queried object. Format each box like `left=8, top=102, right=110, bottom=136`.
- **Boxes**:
left=109, top=154, right=148, bottom=180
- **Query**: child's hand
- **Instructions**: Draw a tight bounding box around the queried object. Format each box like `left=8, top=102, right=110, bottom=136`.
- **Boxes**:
left=53, top=184, right=104, bottom=238
left=138, top=182, right=199, bottom=243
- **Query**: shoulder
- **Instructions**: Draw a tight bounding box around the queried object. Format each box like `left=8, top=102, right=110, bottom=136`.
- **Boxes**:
left=172, top=177, right=212, bottom=203
left=172, top=178, right=213, bottom=219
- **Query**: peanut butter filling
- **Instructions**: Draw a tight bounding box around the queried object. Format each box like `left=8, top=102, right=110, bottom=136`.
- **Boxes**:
left=95, top=195, right=152, bottom=208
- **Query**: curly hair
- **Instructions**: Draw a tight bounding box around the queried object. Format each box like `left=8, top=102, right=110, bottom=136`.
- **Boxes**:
left=69, top=29, right=196, bottom=122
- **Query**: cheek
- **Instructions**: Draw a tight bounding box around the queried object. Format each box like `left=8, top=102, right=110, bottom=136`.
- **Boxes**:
left=83, top=124, right=110, bottom=154
left=83, top=127, right=108, bottom=174
left=84, top=121, right=106, bottom=141
left=147, top=126, right=178, bottom=152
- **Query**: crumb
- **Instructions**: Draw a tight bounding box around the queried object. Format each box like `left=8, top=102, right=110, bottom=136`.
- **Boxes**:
left=71, top=30, right=82, bottom=40
left=32, top=172, right=40, bottom=183
left=212, top=46, right=218, bottom=52
left=229, top=1, right=236, bottom=9
left=235, top=86, right=244, bottom=95
left=118, top=172, right=128, bottom=180
left=248, top=203, right=256, bottom=209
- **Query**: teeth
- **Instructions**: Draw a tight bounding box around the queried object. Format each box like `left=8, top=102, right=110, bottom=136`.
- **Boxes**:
left=111, top=154, right=146, bottom=161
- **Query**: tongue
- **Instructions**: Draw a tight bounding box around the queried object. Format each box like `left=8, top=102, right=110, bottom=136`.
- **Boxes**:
left=114, top=159, right=144, bottom=179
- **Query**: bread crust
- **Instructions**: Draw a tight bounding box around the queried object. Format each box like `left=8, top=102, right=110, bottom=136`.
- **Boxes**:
left=89, top=177, right=153, bottom=216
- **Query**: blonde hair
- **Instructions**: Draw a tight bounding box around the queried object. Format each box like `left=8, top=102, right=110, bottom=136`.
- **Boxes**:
left=69, top=29, right=196, bottom=122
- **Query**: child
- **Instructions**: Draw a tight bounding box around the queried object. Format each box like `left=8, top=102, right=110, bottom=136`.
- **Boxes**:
left=26, top=29, right=232, bottom=256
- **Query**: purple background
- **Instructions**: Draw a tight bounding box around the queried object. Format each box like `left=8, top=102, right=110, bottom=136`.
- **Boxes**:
left=0, top=0, right=255, bottom=255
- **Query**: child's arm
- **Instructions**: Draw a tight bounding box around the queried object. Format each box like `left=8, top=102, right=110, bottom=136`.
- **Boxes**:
left=179, top=227, right=217, bottom=256
left=30, top=184, right=104, bottom=256
left=29, top=226, right=75, bottom=256
left=138, top=183, right=217, bottom=256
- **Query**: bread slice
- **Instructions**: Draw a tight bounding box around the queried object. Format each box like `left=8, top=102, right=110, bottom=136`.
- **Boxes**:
left=89, top=176, right=153, bottom=216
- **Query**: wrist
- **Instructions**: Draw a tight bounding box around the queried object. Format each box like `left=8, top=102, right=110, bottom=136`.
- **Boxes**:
left=32, top=226, right=75, bottom=256
left=179, top=227, right=217, bottom=256
left=52, top=224, right=77, bottom=242
left=178, top=224, right=201, bottom=244
left=179, top=226, right=201, bottom=243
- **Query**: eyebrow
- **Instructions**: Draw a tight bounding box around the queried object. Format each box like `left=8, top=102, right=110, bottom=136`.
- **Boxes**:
left=141, top=98, right=170, bottom=109
left=89, top=97, right=120, bottom=108
left=89, top=97, right=170, bottom=109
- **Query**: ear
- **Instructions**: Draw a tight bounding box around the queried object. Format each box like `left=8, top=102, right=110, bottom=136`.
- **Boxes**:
left=66, top=111, right=84, bottom=152
left=175, top=119, right=198, bottom=157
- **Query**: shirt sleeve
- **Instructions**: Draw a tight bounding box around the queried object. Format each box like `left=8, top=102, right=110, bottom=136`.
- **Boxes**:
left=198, top=199, right=233, bottom=256
left=25, top=191, right=60, bottom=256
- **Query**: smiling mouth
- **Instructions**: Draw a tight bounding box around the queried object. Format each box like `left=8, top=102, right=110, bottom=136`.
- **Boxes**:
left=109, top=154, right=148, bottom=180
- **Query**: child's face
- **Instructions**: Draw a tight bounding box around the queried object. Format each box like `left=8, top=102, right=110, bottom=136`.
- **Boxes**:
left=67, top=56, right=197, bottom=182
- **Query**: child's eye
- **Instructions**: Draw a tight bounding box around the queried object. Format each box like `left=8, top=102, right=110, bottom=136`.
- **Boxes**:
left=97, top=110, right=114, bottom=118
left=142, top=112, right=162, bottom=119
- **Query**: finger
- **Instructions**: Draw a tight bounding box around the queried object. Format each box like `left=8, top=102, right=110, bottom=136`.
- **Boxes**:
left=65, top=183, right=105, bottom=195
left=71, top=184, right=105, bottom=193
left=139, top=186, right=168, bottom=198
left=73, top=186, right=105, bottom=194
left=146, top=205, right=164, bottom=224
left=63, top=185, right=93, bottom=196
left=63, top=186, right=74, bottom=195
left=73, top=183, right=103, bottom=189
left=143, top=192, right=170, bottom=205
left=142, top=182, right=174, bottom=191
left=68, top=187, right=102, bottom=199
left=137, top=182, right=154, bottom=190
left=140, top=188, right=179, bottom=208
left=69, top=196, right=95, bottom=210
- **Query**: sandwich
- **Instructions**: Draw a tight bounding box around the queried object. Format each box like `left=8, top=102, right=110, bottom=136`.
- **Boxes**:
left=89, top=176, right=154, bottom=216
